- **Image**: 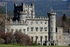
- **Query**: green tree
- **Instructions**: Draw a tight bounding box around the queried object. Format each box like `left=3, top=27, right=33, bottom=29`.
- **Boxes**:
left=61, top=14, right=67, bottom=27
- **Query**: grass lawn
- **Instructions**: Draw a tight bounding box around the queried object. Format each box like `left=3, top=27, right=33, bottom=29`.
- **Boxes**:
left=0, top=44, right=69, bottom=47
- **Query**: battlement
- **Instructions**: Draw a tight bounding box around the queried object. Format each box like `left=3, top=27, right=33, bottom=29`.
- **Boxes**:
left=5, top=16, right=49, bottom=25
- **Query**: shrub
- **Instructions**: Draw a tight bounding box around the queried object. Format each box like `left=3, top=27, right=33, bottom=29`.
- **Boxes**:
left=0, top=31, right=32, bottom=45
left=14, top=31, right=32, bottom=45
left=0, top=38, right=5, bottom=44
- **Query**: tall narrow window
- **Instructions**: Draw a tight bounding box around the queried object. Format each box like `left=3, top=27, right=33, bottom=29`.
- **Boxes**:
left=40, top=27, right=43, bottom=31
left=31, top=21, right=33, bottom=24
left=31, top=27, right=33, bottom=31
left=7, top=29, right=9, bottom=32
left=41, top=21, right=42, bottom=24
left=35, top=36, right=38, bottom=43
left=51, top=27, right=53, bottom=31
left=45, top=36, right=47, bottom=43
left=36, top=27, right=38, bottom=31
left=15, top=29, right=18, bottom=32
left=44, top=27, right=47, bottom=31
left=23, top=29, right=26, bottom=33
left=27, top=27, right=29, bottom=31
left=31, top=36, right=33, bottom=42
left=23, top=29, right=26, bottom=31
left=51, top=36, right=53, bottom=40
left=11, top=29, right=14, bottom=32
left=40, top=36, right=43, bottom=45
left=59, top=36, right=61, bottom=39
left=36, top=21, right=38, bottom=24
left=45, top=36, right=47, bottom=40
left=45, top=21, right=47, bottom=24
left=19, top=29, right=22, bottom=32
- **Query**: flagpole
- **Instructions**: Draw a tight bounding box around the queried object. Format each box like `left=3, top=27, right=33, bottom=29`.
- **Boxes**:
left=6, top=2, right=7, bottom=19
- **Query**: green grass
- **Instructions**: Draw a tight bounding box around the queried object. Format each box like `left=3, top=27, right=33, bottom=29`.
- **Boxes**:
left=0, top=44, right=69, bottom=47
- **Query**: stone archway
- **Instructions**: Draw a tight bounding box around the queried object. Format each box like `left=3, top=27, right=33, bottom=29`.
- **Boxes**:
left=51, top=43, right=54, bottom=46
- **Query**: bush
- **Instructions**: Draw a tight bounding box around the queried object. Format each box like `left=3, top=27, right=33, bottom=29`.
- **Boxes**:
left=14, top=31, right=32, bottom=45
left=0, top=31, right=32, bottom=45
left=0, top=38, right=5, bottom=44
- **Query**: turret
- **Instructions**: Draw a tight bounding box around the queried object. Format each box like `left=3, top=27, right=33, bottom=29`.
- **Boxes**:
left=13, top=3, right=23, bottom=21
left=31, top=3, right=35, bottom=18
left=48, top=12, right=57, bottom=45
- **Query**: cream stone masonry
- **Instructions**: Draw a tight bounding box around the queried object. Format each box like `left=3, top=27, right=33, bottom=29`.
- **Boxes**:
left=5, top=3, right=68, bottom=46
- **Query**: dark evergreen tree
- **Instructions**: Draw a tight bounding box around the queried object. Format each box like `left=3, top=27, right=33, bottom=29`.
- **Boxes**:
left=61, top=14, right=67, bottom=27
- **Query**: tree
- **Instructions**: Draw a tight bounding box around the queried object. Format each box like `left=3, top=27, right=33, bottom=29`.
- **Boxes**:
left=5, top=31, right=13, bottom=44
left=61, top=14, right=67, bottom=27
left=14, top=31, right=32, bottom=45
left=0, top=30, right=32, bottom=45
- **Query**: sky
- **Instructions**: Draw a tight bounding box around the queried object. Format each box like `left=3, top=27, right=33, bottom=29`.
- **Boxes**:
left=0, top=0, right=69, bottom=2
left=0, top=0, right=70, bottom=16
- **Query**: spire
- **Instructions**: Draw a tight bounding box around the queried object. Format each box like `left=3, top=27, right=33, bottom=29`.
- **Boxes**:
left=50, top=7, right=54, bottom=12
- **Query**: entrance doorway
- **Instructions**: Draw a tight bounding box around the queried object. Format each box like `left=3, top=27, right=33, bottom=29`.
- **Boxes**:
left=51, top=43, right=54, bottom=46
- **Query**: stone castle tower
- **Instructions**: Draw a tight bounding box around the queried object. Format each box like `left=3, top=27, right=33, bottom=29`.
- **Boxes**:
left=48, top=12, right=57, bottom=45
left=13, top=3, right=35, bottom=22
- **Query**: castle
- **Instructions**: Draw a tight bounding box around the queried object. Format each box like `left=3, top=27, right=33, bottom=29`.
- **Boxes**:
left=5, top=3, right=64, bottom=46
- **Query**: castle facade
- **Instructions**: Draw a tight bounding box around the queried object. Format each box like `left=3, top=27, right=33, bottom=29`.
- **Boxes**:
left=5, top=3, right=64, bottom=46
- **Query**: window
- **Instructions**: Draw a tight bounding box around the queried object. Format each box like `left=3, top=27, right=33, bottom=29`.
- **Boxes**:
left=45, top=36, right=47, bottom=42
left=31, top=21, right=33, bottom=24
left=31, top=36, right=33, bottom=42
left=40, top=27, right=43, bottom=31
left=41, top=21, right=42, bottom=24
left=45, top=21, right=47, bottom=24
left=51, top=27, right=53, bottom=31
left=22, top=20, right=24, bottom=24
left=27, top=27, right=29, bottom=31
left=51, top=36, right=53, bottom=40
left=31, top=27, right=33, bottom=31
left=7, top=29, right=9, bottom=32
left=59, top=36, right=61, bottom=39
left=35, top=36, right=38, bottom=43
left=23, top=29, right=26, bottom=31
left=11, top=29, right=14, bottom=32
left=23, top=29, right=26, bottom=33
left=44, top=27, right=47, bottom=31
left=19, top=29, right=22, bottom=32
left=40, top=36, right=43, bottom=42
left=15, top=29, right=18, bottom=32
left=36, top=21, right=38, bottom=24
left=36, top=27, right=38, bottom=31
left=36, top=36, right=38, bottom=39
left=45, top=36, right=47, bottom=40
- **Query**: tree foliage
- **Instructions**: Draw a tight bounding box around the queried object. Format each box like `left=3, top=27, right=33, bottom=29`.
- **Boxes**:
left=0, top=31, right=32, bottom=45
